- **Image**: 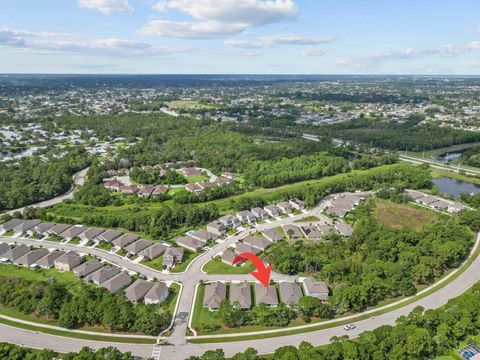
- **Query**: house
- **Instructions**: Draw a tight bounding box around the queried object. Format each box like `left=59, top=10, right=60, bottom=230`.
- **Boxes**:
left=405, top=189, right=425, bottom=200
left=163, top=247, right=184, bottom=270
left=279, top=282, right=303, bottom=307
left=138, top=185, right=154, bottom=197
left=198, top=182, right=216, bottom=191
left=0, top=219, right=24, bottom=234
left=416, top=195, right=438, bottom=206
left=54, top=251, right=82, bottom=272
left=13, top=219, right=41, bottom=235
left=86, top=265, right=120, bottom=285
left=191, top=229, right=218, bottom=243
left=255, top=284, right=279, bottom=307
left=144, top=282, right=169, bottom=304
left=203, top=282, right=227, bottom=311
left=140, top=243, right=168, bottom=260
left=326, top=206, right=348, bottom=218
left=185, top=183, right=203, bottom=193
left=0, top=243, right=10, bottom=256
left=112, top=233, right=139, bottom=248
left=431, top=200, right=449, bottom=211
left=183, top=167, right=202, bottom=177
left=251, top=207, right=269, bottom=220
left=100, top=271, right=132, bottom=293
left=215, top=177, right=231, bottom=186
left=206, top=221, right=226, bottom=236
left=79, top=227, right=104, bottom=242
left=125, top=239, right=152, bottom=255
left=317, top=224, right=332, bottom=236
left=289, top=198, right=305, bottom=211
left=96, top=230, right=122, bottom=243
left=221, top=172, right=236, bottom=180
left=448, top=202, right=466, bottom=214
left=277, top=202, right=293, bottom=214
left=176, top=236, right=205, bottom=252
left=125, top=279, right=154, bottom=303
left=46, top=223, right=72, bottom=237
left=36, top=251, right=64, bottom=269
left=30, top=222, right=54, bottom=236
left=335, top=223, right=353, bottom=237
left=303, top=277, right=329, bottom=301
left=242, top=236, right=271, bottom=251
left=218, top=215, right=241, bottom=228
left=59, top=226, right=87, bottom=241
left=230, top=282, right=252, bottom=310
left=264, top=205, right=281, bottom=218
left=73, top=260, right=103, bottom=278
left=119, top=185, right=139, bottom=195
left=283, top=224, right=303, bottom=239
left=104, top=179, right=124, bottom=192
left=262, top=229, right=284, bottom=242
left=301, top=225, right=323, bottom=240
left=235, top=242, right=262, bottom=256
left=220, top=249, right=237, bottom=265
left=236, top=210, right=256, bottom=223
left=1, top=244, right=30, bottom=262
left=152, top=185, right=168, bottom=197
left=15, top=248, right=49, bottom=267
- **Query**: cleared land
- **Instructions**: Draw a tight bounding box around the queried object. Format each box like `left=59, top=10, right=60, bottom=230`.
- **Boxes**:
left=374, top=200, right=439, bottom=231
left=202, top=256, right=255, bottom=275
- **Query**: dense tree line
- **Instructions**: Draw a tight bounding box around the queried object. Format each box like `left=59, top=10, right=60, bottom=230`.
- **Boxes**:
left=351, top=153, right=398, bottom=170
left=0, top=343, right=134, bottom=360
left=461, top=146, right=480, bottom=167
left=0, top=276, right=169, bottom=335
left=192, top=281, right=480, bottom=360
left=0, top=148, right=90, bottom=211
left=243, top=152, right=349, bottom=188
left=172, top=184, right=243, bottom=204
left=270, top=200, right=473, bottom=313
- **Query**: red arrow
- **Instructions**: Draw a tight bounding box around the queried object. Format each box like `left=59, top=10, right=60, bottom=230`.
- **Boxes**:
left=233, top=252, right=272, bottom=287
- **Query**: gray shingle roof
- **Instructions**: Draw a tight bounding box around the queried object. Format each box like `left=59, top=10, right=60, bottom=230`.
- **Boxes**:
left=112, top=233, right=139, bottom=248
left=203, top=282, right=227, bottom=309
left=230, top=282, right=252, bottom=309
left=100, top=271, right=132, bottom=293
left=255, top=284, right=279, bottom=306
left=279, top=282, right=303, bottom=306
left=125, top=279, right=154, bottom=302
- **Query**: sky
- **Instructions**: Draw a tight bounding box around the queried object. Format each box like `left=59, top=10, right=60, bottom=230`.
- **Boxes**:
left=1, top=0, right=480, bottom=74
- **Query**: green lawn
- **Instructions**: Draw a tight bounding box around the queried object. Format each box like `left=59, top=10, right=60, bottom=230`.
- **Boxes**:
left=170, top=250, right=201, bottom=273
left=0, top=264, right=79, bottom=284
left=69, top=237, right=81, bottom=245
left=96, top=241, right=113, bottom=251
left=187, top=175, right=210, bottom=183
left=191, top=284, right=223, bottom=332
left=142, top=256, right=164, bottom=271
left=166, top=283, right=181, bottom=313
left=203, top=256, right=255, bottom=275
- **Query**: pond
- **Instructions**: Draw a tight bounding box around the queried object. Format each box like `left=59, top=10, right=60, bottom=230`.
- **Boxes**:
left=432, top=177, right=480, bottom=199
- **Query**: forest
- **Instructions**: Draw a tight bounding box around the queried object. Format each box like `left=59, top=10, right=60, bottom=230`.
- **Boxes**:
left=0, top=276, right=170, bottom=335
left=460, top=146, right=480, bottom=167
left=192, top=281, right=480, bottom=360
left=270, top=199, right=473, bottom=313
left=0, top=148, right=90, bottom=211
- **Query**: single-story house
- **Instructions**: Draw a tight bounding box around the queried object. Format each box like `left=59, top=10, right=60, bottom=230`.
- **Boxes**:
left=303, top=277, right=329, bottom=301
left=36, top=251, right=64, bottom=269
left=221, top=172, right=236, bottom=180
left=326, top=206, right=348, bottom=218
left=2, top=244, right=30, bottom=262
left=59, top=226, right=87, bottom=241
left=279, top=282, right=303, bottom=307
left=185, top=183, right=203, bottom=193
left=289, top=198, right=305, bottom=210
left=416, top=195, right=438, bottom=206
left=405, top=189, right=425, bottom=200
left=255, top=284, right=279, bottom=307
left=79, top=227, right=105, bottom=242
left=264, top=205, right=281, bottom=218
left=104, top=179, right=124, bottom=192
left=138, top=185, right=154, bottom=197
left=73, top=259, right=103, bottom=278
left=100, top=271, right=132, bottom=293
left=112, top=233, right=139, bottom=248
left=198, top=182, right=216, bottom=191
left=262, top=229, right=284, bottom=242
left=163, top=247, right=184, bottom=270
left=46, top=223, right=72, bottom=237
left=242, top=236, right=271, bottom=251
left=300, top=225, right=322, bottom=240
left=125, top=279, right=154, bottom=303
left=119, top=185, right=139, bottom=195
left=152, top=185, right=168, bottom=197
left=14, top=219, right=41, bottom=235
left=220, top=249, right=238, bottom=265
left=176, top=236, right=205, bottom=252
left=251, top=207, right=269, bottom=220
left=54, top=251, right=82, bottom=272
left=183, top=167, right=202, bottom=177
left=29, top=222, right=54, bottom=236
left=230, top=282, right=252, bottom=310
left=236, top=210, right=256, bottom=223
left=125, top=239, right=152, bottom=255
left=448, top=202, right=466, bottom=214
left=86, top=265, right=120, bottom=285
left=282, top=224, right=304, bottom=239
left=144, top=282, right=169, bottom=304
left=96, top=229, right=122, bottom=243
left=15, top=248, right=49, bottom=267
left=215, top=177, right=231, bottom=186
left=235, top=242, right=262, bottom=256
left=317, top=224, right=332, bottom=236
left=206, top=221, right=226, bottom=236
left=335, top=223, right=353, bottom=237
left=277, top=202, right=293, bottom=214
left=0, top=243, right=10, bottom=256
left=191, top=229, right=218, bottom=243
left=0, top=219, right=24, bottom=234
left=431, top=200, right=449, bottom=211
left=140, top=243, right=168, bottom=260
left=203, top=282, right=227, bottom=311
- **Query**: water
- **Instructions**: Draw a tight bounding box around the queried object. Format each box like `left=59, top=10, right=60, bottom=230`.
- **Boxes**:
left=432, top=152, right=462, bottom=163
left=432, top=177, right=480, bottom=199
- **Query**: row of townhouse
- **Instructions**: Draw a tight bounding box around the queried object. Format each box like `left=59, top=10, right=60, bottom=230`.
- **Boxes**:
left=405, top=189, right=467, bottom=213
left=0, top=242, right=169, bottom=304
left=0, top=219, right=183, bottom=271
left=202, top=277, right=329, bottom=311
left=325, top=194, right=365, bottom=218
left=282, top=222, right=353, bottom=241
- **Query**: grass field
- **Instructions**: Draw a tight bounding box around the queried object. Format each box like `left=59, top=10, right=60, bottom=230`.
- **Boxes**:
left=166, top=100, right=219, bottom=110
left=202, top=256, right=255, bottom=275
left=374, top=200, right=440, bottom=231
left=142, top=256, right=164, bottom=271
left=431, top=168, right=480, bottom=185
left=0, top=264, right=79, bottom=284
left=186, top=175, right=210, bottom=183
left=191, top=284, right=223, bottom=332
left=170, top=250, right=201, bottom=273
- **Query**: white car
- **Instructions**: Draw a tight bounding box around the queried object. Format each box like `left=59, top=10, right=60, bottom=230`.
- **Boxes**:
left=344, top=324, right=356, bottom=331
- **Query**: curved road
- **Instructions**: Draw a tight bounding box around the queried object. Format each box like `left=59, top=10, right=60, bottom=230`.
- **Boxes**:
left=0, top=193, right=479, bottom=359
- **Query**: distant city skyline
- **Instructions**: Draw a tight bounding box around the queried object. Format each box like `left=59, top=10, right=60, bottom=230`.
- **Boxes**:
left=1, top=0, right=480, bottom=74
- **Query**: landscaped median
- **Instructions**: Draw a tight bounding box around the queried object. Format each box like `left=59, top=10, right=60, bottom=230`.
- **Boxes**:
left=187, top=234, right=480, bottom=343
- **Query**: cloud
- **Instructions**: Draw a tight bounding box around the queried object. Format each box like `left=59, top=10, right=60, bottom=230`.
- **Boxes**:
left=143, top=0, right=298, bottom=38
left=77, top=0, right=133, bottom=14
left=0, top=27, right=190, bottom=57
left=302, top=48, right=327, bottom=56
left=225, top=34, right=333, bottom=48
